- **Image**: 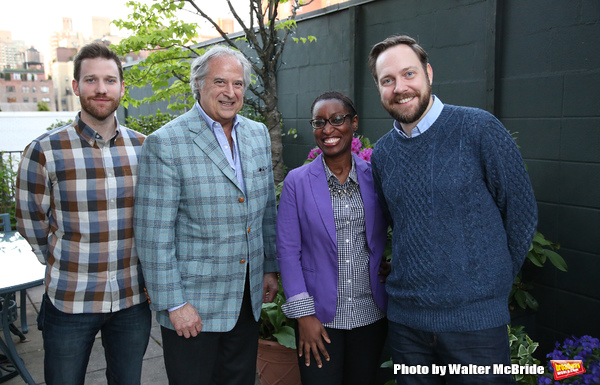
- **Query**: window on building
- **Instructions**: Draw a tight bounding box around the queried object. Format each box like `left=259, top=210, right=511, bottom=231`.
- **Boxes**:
left=7, top=97, right=17, bottom=103
left=6, top=86, right=16, bottom=92
left=22, top=86, right=30, bottom=93
left=33, top=97, right=38, bottom=103
left=33, top=86, right=37, bottom=93
left=42, top=98, right=50, bottom=102
left=41, top=86, right=50, bottom=93
left=23, top=97, right=29, bottom=103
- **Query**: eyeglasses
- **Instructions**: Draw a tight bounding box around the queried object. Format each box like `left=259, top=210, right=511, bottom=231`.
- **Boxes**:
left=309, top=114, right=354, bottom=130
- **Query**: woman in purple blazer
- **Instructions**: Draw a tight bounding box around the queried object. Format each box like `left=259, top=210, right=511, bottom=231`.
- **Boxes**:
left=277, top=91, right=389, bottom=385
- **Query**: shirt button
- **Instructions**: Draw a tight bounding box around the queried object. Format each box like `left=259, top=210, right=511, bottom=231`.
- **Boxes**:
left=345, top=239, right=350, bottom=243
left=240, top=259, right=246, bottom=264
left=238, top=197, right=245, bottom=203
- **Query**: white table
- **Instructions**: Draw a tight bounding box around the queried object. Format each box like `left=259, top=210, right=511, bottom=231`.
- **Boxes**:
left=0, top=231, right=45, bottom=384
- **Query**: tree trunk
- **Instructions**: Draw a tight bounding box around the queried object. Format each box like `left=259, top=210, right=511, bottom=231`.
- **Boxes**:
left=262, top=73, right=285, bottom=184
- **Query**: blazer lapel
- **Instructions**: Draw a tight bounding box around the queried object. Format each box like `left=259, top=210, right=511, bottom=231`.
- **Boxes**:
left=309, top=155, right=337, bottom=245
left=237, top=120, right=255, bottom=195
left=187, top=109, right=239, bottom=189
left=355, top=155, right=377, bottom=250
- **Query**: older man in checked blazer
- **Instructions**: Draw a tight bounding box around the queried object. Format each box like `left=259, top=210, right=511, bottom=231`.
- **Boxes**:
left=133, top=45, right=279, bottom=385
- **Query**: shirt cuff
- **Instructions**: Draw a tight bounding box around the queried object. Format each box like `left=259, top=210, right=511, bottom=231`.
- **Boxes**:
left=168, top=302, right=187, bottom=312
left=281, top=296, right=316, bottom=319
left=287, top=292, right=310, bottom=302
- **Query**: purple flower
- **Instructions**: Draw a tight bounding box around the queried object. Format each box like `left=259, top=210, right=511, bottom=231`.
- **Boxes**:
left=358, top=148, right=373, bottom=162
left=307, top=147, right=322, bottom=160
left=539, top=335, right=600, bottom=384
left=351, top=137, right=362, bottom=154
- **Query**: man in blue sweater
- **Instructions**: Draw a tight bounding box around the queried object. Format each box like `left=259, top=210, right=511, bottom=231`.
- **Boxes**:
left=368, top=35, right=538, bottom=384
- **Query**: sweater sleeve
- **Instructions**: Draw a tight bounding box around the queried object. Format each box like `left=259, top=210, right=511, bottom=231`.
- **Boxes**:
left=479, top=113, right=538, bottom=276
left=371, top=141, right=394, bottom=229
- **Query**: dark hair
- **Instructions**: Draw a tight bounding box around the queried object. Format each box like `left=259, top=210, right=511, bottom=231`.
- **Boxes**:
left=310, top=91, right=357, bottom=117
left=368, top=35, right=429, bottom=82
left=73, top=42, right=123, bottom=83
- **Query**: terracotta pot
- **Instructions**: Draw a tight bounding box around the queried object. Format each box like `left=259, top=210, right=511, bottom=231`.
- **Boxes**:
left=256, top=339, right=301, bottom=385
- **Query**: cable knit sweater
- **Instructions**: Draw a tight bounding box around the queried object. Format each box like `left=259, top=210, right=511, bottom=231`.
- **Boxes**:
left=371, top=104, right=538, bottom=332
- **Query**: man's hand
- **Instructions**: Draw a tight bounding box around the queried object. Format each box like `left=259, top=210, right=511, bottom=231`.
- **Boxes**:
left=297, top=315, right=331, bottom=368
left=169, top=303, right=203, bottom=338
left=262, top=273, right=279, bottom=303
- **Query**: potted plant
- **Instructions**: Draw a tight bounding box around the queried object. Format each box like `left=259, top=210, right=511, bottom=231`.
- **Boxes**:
left=509, top=324, right=541, bottom=385
left=257, top=278, right=301, bottom=385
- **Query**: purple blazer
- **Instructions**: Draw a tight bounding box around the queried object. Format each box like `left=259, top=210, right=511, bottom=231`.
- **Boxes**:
left=276, top=154, right=388, bottom=324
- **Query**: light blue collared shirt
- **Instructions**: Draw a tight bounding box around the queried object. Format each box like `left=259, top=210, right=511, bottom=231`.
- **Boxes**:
left=394, top=95, right=444, bottom=139
left=195, top=102, right=246, bottom=195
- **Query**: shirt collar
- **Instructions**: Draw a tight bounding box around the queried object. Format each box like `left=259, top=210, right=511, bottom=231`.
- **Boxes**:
left=394, top=95, right=444, bottom=139
left=195, top=101, right=239, bottom=133
left=75, top=112, right=121, bottom=146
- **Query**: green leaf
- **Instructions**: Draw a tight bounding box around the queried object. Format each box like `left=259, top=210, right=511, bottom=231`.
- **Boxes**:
left=524, top=291, right=539, bottom=311
left=543, top=249, right=568, bottom=272
left=380, top=359, right=394, bottom=369
left=273, top=325, right=296, bottom=349
left=526, top=252, right=544, bottom=267
left=514, top=289, right=527, bottom=309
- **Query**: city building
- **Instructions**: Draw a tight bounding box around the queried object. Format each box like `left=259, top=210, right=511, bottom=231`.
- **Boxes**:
left=51, top=47, right=77, bottom=112
left=0, top=66, right=55, bottom=112
left=0, top=30, right=27, bottom=71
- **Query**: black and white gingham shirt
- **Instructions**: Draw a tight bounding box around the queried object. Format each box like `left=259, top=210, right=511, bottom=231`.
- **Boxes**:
left=282, top=158, right=384, bottom=329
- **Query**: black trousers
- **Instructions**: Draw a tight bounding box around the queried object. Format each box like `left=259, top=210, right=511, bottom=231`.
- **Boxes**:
left=161, top=276, right=259, bottom=385
left=297, top=317, right=388, bottom=385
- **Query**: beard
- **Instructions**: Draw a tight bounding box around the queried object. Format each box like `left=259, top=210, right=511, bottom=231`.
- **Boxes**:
left=80, top=95, right=120, bottom=122
left=383, top=84, right=432, bottom=124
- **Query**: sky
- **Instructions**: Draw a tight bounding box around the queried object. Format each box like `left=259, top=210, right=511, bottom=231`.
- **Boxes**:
left=2, top=0, right=247, bottom=59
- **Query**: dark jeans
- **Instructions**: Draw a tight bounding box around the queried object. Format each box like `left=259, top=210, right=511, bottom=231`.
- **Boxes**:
left=160, top=277, right=259, bottom=385
left=40, top=294, right=151, bottom=385
left=388, top=321, right=516, bottom=385
left=297, top=318, right=388, bottom=385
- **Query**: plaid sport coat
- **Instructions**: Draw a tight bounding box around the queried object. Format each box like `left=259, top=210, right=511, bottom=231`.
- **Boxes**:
left=133, top=107, right=278, bottom=332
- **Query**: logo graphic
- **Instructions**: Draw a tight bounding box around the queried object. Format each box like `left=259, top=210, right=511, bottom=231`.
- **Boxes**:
left=550, top=360, right=586, bottom=380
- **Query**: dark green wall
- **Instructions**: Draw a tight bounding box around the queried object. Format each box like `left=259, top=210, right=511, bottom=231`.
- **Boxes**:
left=495, top=0, right=600, bottom=354
left=123, top=0, right=600, bottom=355
left=278, top=0, right=600, bottom=354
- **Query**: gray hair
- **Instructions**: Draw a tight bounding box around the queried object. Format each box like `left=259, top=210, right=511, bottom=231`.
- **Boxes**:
left=189, top=45, right=252, bottom=101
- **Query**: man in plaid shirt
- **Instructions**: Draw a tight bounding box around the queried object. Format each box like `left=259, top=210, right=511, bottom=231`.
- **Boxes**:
left=16, top=42, right=151, bottom=385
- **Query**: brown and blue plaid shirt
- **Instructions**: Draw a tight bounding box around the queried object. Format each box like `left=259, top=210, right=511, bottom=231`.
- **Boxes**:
left=16, top=114, right=146, bottom=314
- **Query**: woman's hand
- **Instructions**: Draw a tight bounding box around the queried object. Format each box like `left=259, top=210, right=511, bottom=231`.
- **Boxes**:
left=297, top=315, right=331, bottom=368
left=378, top=259, right=391, bottom=282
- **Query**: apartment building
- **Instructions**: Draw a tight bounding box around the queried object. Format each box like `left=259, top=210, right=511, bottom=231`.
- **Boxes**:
left=0, top=68, right=55, bottom=112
